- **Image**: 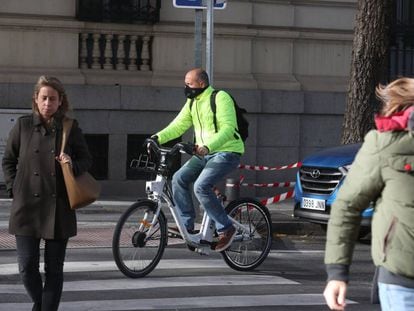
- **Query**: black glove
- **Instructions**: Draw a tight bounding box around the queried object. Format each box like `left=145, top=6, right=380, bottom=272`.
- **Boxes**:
left=147, top=135, right=159, bottom=161
left=150, top=135, right=159, bottom=145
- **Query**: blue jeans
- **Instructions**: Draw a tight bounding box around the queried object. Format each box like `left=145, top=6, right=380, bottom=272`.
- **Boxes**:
left=16, top=235, right=68, bottom=311
left=172, top=152, right=240, bottom=232
left=379, top=282, right=414, bottom=311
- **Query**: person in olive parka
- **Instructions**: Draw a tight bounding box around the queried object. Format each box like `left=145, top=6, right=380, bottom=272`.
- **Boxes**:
left=2, top=76, right=92, bottom=311
left=324, top=77, right=414, bottom=311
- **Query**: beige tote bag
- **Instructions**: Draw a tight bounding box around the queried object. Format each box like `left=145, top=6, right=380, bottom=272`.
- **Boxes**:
left=60, top=118, right=101, bottom=209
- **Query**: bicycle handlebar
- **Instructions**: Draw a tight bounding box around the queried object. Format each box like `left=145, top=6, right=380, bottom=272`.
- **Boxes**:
left=144, top=138, right=196, bottom=157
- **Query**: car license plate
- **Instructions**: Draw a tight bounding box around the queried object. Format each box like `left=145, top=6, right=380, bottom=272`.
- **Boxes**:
left=302, top=198, right=326, bottom=211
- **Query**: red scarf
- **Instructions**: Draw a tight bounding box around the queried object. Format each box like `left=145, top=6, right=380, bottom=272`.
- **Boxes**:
left=374, top=106, right=414, bottom=132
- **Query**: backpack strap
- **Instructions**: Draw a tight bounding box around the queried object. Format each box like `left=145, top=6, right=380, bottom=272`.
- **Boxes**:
left=210, top=90, right=219, bottom=133
left=189, top=98, right=195, bottom=112
left=211, top=90, right=238, bottom=135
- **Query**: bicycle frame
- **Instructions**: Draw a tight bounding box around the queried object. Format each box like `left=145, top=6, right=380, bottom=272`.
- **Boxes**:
left=145, top=172, right=251, bottom=255
left=133, top=139, right=252, bottom=255
left=113, top=139, right=273, bottom=278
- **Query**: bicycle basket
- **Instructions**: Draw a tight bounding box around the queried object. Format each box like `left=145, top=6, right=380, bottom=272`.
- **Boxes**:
left=130, top=154, right=157, bottom=173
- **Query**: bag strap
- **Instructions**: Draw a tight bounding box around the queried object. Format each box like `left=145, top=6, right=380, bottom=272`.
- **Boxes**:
left=61, top=118, right=74, bottom=154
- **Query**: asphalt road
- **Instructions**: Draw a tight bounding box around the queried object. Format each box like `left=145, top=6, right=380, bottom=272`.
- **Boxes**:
left=0, top=198, right=378, bottom=311
left=0, top=235, right=378, bottom=311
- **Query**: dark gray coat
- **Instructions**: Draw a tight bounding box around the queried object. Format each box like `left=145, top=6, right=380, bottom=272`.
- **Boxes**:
left=2, top=114, right=92, bottom=239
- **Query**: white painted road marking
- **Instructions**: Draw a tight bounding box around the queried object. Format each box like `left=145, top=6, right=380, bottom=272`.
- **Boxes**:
left=0, top=257, right=359, bottom=310
left=0, top=259, right=232, bottom=275
left=0, top=294, right=356, bottom=311
left=0, top=274, right=298, bottom=294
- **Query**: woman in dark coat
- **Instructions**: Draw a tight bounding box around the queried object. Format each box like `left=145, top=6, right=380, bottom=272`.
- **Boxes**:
left=2, top=76, right=92, bottom=311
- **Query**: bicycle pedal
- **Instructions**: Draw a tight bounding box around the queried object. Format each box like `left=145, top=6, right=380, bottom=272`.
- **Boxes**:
left=195, top=246, right=211, bottom=256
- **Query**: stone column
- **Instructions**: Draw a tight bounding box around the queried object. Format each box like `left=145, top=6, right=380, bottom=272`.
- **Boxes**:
left=91, top=33, right=101, bottom=69
left=103, top=34, right=113, bottom=70
left=116, top=34, right=126, bottom=70
left=129, top=35, right=138, bottom=71
left=80, top=33, right=89, bottom=69
left=140, top=35, right=150, bottom=71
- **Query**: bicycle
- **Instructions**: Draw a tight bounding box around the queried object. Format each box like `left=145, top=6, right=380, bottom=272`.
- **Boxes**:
left=112, top=138, right=273, bottom=278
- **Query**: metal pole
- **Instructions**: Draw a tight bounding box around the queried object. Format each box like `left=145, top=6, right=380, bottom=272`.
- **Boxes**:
left=194, top=9, right=203, bottom=68
left=206, top=0, right=214, bottom=85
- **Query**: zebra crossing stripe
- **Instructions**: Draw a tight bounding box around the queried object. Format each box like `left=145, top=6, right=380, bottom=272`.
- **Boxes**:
left=0, top=274, right=298, bottom=294
left=0, top=259, right=229, bottom=275
left=0, top=258, right=359, bottom=310
left=0, top=253, right=325, bottom=276
left=0, top=294, right=357, bottom=310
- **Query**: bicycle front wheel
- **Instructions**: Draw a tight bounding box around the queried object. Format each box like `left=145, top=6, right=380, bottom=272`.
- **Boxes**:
left=112, top=200, right=167, bottom=278
left=222, top=198, right=272, bottom=271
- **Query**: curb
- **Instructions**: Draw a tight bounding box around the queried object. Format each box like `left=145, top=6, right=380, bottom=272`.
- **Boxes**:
left=0, top=198, right=325, bottom=237
left=273, top=221, right=325, bottom=236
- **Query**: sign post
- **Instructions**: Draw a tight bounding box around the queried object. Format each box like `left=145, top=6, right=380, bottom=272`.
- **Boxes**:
left=173, top=0, right=227, bottom=85
left=206, top=0, right=214, bottom=84
left=194, top=9, right=203, bottom=68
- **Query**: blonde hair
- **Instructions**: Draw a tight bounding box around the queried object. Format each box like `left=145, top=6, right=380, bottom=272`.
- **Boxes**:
left=32, top=76, right=70, bottom=118
left=376, top=77, right=414, bottom=116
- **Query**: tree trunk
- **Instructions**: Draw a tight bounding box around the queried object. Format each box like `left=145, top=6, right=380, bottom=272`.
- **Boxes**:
left=341, top=0, right=394, bottom=144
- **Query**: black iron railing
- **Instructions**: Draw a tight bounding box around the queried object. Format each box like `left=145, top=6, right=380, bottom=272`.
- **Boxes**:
left=77, top=0, right=161, bottom=24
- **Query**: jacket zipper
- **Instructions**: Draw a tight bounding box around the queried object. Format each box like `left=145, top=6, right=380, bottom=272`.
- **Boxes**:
left=195, top=99, right=205, bottom=144
left=382, top=216, right=398, bottom=261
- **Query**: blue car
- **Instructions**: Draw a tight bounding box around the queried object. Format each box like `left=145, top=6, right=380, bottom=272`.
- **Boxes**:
left=293, top=143, right=373, bottom=237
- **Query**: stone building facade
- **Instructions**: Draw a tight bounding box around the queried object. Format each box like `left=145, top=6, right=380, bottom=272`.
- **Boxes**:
left=0, top=0, right=357, bottom=197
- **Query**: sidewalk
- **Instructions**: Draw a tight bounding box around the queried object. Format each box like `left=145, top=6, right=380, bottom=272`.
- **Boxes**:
left=0, top=198, right=323, bottom=250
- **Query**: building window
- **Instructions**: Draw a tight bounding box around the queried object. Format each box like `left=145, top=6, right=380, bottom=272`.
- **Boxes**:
left=388, top=0, right=414, bottom=79
left=77, top=0, right=161, bottom=24
left=84, top=134, right=109, bottom=180
left=126, top=134, right=181, bottom=180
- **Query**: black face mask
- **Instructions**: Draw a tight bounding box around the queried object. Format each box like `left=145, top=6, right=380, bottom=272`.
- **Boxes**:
left=184, top=85, right=207, bottom=99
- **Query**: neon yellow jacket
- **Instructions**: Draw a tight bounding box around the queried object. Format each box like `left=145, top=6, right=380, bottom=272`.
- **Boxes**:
left=155, top=86, right=244, bottom=154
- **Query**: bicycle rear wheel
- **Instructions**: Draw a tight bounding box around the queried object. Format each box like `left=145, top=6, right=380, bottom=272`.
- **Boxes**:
left=112, top=200, right=167, bottom=278
left=222, top=198, right=272, bottom=271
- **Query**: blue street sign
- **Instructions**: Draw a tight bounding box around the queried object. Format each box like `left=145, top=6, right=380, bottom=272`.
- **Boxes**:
left=173, top=0, right=227, bottom=9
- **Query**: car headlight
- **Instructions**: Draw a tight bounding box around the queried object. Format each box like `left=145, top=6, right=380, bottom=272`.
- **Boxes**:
left=338, top=164, right=352, bottom=175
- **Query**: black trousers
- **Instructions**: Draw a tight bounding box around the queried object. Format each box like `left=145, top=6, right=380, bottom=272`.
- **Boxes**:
left=15, top=235, right=68, bottom=311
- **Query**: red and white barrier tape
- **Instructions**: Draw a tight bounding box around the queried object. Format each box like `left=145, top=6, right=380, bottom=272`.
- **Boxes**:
left=225, top=162, right=300, bottom=205
left=226, top=181, right=295, bottom=188
left=261, top=190, right=295, bottom=206
left=241, top=181, right=296, bottom=188
left=238, top=162, right=302, bottom=171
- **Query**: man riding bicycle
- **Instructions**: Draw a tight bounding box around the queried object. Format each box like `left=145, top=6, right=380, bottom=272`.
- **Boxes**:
left=151, top=68, right=244, bottom=252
